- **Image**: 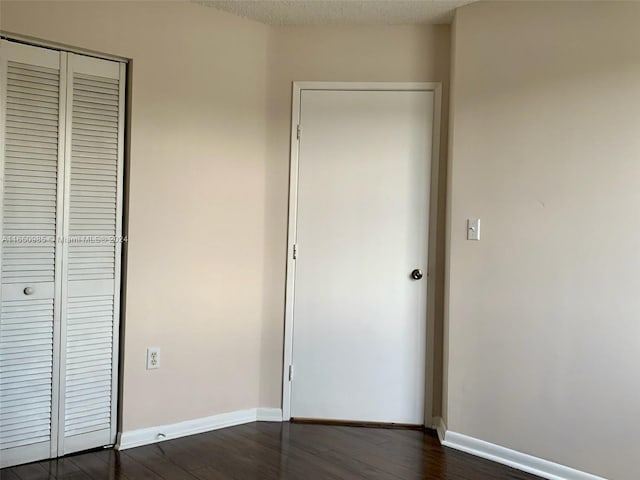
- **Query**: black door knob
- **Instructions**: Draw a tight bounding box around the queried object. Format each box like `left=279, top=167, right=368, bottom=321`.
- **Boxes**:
left=411, top=269, right=423, bottom=280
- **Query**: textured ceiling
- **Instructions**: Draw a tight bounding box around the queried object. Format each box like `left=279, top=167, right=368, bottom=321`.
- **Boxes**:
left=195, top=0, right=478, bottom=25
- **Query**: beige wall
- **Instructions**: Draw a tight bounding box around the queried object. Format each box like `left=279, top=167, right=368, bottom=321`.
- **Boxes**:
left=5, top=0, right=635, bottom=476
left=262, top=25, right=451, bottom=416
left=1, top=2, right=451, bottom=429
left=447, top=2, right=640, bottom=479
left=1, top=0, right=270, bottom=430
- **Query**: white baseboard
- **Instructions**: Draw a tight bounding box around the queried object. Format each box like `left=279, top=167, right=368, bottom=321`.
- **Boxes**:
left=431, top=416, right=446, bottom=443
left=117, top=407, right=283, bottom=450
left=441, top=429, right=606, bottom=480
left=256, top=407, right=283, bottom=422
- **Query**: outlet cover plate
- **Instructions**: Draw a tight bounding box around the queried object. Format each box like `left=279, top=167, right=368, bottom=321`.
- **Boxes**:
left=147, top=347, right=160, bottom=370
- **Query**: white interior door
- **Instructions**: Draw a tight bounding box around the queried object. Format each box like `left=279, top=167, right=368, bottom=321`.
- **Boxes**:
left=290, top=88, right=433, bottom=424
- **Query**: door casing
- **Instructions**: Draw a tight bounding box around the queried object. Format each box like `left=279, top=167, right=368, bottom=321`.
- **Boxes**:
left=281, top=82, right=442, bottom=426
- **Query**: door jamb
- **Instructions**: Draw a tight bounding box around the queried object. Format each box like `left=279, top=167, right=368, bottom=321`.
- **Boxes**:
left=281, top=82, right=443, bottom=426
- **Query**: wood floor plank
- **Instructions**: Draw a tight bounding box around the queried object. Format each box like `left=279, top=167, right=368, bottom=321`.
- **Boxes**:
left=123, top=445, right=199, bottom=480
left=1, top=422, right=542, bottom=480
left=220, top=423, right=365, bottom=480
left=107, top=453, right=162, bottom=480
left=0, top=469, right=21, bottom=480
left=69, top=451, right=119, bottom=480
left=39, top=457, right=93, bottom=480
left=6, top=463, right=49, bottom=480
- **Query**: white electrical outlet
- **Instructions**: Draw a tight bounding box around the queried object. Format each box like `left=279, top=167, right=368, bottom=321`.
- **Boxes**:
left=146, top=347, right=160, bottom=370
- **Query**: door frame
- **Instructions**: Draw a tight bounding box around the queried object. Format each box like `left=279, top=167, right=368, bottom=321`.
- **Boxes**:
left=281, top=82, right=442, bottom=426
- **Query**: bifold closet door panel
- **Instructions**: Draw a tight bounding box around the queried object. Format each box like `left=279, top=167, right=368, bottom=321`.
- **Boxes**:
left=0, top=40, right=65, bottom=468
left=0, top=43, right=125, bottom=465
left=58, top=53, right=124, bottom=455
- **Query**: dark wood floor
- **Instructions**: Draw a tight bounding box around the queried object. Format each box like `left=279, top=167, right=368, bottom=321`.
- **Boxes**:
left=1, top=422, right=541, bottom=480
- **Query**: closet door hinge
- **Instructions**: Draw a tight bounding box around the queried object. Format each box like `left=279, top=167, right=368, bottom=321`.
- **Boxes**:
left=296, top=125, right=301, bottom=140
left=292, top=244, right=298, bottom=260
left=288, top=365, right=293, bottom=381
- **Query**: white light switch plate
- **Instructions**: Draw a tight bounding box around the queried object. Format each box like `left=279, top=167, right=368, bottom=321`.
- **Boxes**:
left=467, top=218, right=480, bottom=241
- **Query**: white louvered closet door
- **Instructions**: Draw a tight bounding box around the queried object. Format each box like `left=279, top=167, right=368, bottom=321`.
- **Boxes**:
left=58, top=53, right=124, bottom=455
left=0, top=41, right=65, bottom=469
left=0, top=41, right=125, bottom=467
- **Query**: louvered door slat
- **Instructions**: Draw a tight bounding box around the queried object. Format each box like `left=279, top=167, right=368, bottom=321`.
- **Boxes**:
left=1, top=40, right=63, bottom=468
